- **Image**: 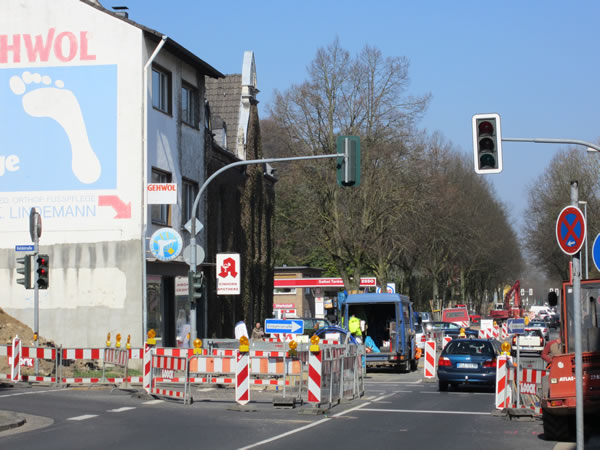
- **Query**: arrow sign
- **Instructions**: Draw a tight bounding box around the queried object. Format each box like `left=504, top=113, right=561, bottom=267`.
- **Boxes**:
left=99, top=195, right=131, bottom=219
left=264, top=319, right=304, bottom=335
left=556, top=205, right=586, bottom=256
left=507, top=318, right=525, bottom=335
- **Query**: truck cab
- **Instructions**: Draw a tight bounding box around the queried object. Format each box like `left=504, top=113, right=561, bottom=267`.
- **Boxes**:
left=341, top=293, right=417, bottom=371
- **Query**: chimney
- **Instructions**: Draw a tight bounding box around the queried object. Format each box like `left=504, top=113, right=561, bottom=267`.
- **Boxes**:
left=112, top=6, right=129, bottom=19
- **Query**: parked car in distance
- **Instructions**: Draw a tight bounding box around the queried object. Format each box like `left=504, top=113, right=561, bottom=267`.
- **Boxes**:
left=526, top=319, right=550, bottom=342
left=424, top=321, right=478, bottom=338
left=418, top=312, right=432, bottom=323
left=437, top=338, right=500, bottom=391
left=301, top=318, right=332, bottom=336
left=511, top=329, right=544, bottom=355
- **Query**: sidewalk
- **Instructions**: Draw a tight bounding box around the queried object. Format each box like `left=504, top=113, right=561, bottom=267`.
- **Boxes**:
left=0, top=410, right=26, bottom=432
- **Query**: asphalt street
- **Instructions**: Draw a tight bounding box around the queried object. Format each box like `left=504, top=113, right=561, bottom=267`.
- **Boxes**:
left=0, top=362, right=588, bottom=450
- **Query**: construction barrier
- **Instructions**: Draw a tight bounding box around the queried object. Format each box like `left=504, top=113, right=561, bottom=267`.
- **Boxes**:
left=495, top=355, right=512, bottom=409
left=424, top=340, right=436, bottom=379
left=1, top=338, right=365, bottom=410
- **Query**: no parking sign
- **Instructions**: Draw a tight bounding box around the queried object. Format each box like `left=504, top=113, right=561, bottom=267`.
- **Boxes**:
left=556, top=206, right=586, bottom=256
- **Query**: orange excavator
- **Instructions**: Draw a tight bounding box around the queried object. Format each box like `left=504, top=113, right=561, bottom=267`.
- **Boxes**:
left=490, top=280, right=522, bottom=321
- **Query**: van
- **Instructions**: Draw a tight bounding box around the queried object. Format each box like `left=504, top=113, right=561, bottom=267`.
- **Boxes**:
left=442, top=306, right=470, bottom=328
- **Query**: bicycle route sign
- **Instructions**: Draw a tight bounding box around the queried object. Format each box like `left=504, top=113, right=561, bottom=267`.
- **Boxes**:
left=555, top=205, right=586, bottom=256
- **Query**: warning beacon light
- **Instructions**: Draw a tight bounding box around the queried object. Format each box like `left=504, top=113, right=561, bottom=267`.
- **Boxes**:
left=472, top=113, right=502, bottom=174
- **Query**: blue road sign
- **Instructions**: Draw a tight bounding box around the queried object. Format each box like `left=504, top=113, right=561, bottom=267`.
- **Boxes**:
left=265, top=319, right=304, bottom=335
left=593, top=234, right=600, bottom=273
left=507, top=318, right=525, bottom=335
left=15, top=245, right=35, bottom=252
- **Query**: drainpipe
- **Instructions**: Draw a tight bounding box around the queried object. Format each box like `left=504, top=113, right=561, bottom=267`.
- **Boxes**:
left=142, top=35, right=167, bottom=344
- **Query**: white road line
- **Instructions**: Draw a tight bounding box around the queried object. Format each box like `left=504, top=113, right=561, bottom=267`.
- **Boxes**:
left=360, top=408, right=491, bottom=415
left=142, top=400, right=164, bottom=405
left=67, top=414, right=98, bottom=421
left=238, top=402, right=372, bottom=449
left=372, top=393, right=395, bottom=402
left=365, top=380, right=423, bottom=384
left=195, top=388, right=215, bottom=392
left=108, top=407, right=136, bottom=413
left=420, top=391, right=493, bottom=396
left=0, top=389, right=65, bottom=398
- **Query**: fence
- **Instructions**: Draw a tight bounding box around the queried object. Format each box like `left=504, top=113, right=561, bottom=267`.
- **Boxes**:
left=1, top=336, right=365, bottom=410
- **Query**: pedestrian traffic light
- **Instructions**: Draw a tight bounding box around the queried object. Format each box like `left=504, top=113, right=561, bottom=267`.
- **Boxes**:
left=36, top=254, right=49, bottom=289
left=472, top=113, right=502, bottom=174
left=336, top=135, right=361, bottom=187
left=16, top=255, right=33, bottom=289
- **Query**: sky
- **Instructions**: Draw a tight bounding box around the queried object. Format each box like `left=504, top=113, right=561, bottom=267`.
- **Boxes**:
left=104, top=0, right=600, bottom=233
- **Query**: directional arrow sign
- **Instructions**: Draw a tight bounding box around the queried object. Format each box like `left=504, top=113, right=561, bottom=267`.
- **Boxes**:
left=507, top=318, right=525, bottom=335
left=265, top=319, right=304, bottom=335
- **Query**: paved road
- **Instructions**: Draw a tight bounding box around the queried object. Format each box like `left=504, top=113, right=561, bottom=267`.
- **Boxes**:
left=1, top=361, right=588, bottom=450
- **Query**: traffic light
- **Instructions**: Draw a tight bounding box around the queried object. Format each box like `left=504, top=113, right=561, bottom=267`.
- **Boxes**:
left=189, top=271, right=204, bottom=303
left=336, top=135, right=360, bottom=186
left=472, top=113, right=502, bottom=174
left=16, top=255, right=33, bottom=289
left=36, top=254, right=49, bottom=289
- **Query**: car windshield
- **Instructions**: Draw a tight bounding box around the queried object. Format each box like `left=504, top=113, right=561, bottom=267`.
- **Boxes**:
left=445, top=341, right=494, bottom=356
left=525, top=329, right=543, bottom=337
left=529, top=321, right=546, bottom=327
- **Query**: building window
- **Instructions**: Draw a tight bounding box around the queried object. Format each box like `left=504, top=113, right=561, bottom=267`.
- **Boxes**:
left=182, top=179, right=199, bottom=224
left=181, top=82, right=198, bottom=127
left=152, top=65, right=171, bottom=114
left=151, top=168, right=171, bottom=225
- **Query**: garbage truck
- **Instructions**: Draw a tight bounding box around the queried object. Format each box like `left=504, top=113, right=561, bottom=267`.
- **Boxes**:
left=340, top=293, right=418, bottom=371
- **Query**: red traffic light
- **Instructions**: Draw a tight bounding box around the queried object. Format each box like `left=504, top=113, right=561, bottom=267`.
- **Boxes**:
left=478, top=121, right=494, bottom=136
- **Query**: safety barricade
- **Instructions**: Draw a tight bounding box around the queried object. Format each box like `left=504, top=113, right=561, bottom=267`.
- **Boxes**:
left=103, top=348, right=129, bottom=387
left=423, top=340, right=436, bottom=379
left=149, top=350, right=190, bottom=404
left=1, top=337, right=59, bottom=384
left=502, top=364, right=547, bottom=415
left=495, top=355, right=512, bottom=409
left=305, top=344, right=365, bottom=409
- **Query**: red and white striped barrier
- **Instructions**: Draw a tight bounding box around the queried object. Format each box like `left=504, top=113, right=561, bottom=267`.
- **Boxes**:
left=307, top=350, right=322, bottom=403
left=443, top=336, right=452, bottom=349
left=495, top=355, right=512, bottom=409
left=501, top=323, right=509, bottom=339
left=493, top=326, right=499, bottom=340
left=235, top=351, right=250, bottom=405
left=150, top=353, right=188, bottom=403
left=10, top=336, right=21, bottom=382
left=423, top=340, right=436, bottom=379
left=143, top=344, right=153, bottom=392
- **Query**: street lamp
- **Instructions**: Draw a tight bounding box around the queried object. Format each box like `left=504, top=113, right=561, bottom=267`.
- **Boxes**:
left=578, top=200, right=588, bottom=279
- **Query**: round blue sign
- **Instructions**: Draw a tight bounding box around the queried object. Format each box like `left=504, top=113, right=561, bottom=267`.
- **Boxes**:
left=149, top=227, right=183, bottom=262
left=592, top=234, right=600, bottom=273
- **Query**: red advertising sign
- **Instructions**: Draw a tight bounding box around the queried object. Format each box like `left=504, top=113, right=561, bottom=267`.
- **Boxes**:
left=273, top=277, right=376, bottom=288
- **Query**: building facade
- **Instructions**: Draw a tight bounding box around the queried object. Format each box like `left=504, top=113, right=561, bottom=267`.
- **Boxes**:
left=0, top=0, right=234, bottom=347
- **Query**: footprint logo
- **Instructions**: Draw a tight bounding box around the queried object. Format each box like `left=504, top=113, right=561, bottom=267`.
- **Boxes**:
left=9, top=71, right=102, bottom=184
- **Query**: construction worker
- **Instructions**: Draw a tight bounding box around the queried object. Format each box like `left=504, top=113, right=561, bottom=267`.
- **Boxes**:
left=541, top=335, right=562, bottom=367
left=348, top=314, right=362, bottom=337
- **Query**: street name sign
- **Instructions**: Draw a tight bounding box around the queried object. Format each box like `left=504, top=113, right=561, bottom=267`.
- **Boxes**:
left=265, top=319, right=304, bottom=335
left=16, top=245, right=35, bottom=252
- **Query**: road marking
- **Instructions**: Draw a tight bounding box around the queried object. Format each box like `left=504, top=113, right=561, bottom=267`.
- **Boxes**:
left=365, top=380, right=423, bottom=384
left=142, top=400, right=164, bottom=405
left=360, top=408, right=491, bottom=415
left=420, top=391, right=493, bottom=396
left=67, top=414, right=98, bottom=421
left=0, top=389, right=66, bottom=398
left=195, top=388, right=215, bottom=392
left=239, top=402, right=371, bottom=449
left=108, top=407, right=136, bottom=413
left=372, top=393, right=395, bottom=402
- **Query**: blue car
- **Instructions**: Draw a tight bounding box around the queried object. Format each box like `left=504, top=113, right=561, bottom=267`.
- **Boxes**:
left=437, top=338, right=500, bottom=391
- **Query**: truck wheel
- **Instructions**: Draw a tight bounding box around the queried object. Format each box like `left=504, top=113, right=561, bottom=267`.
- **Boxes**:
left=438, top=381, right=448, bottom=391
left=410, top=359, right=418, bottom=371
left=542, top=409, right=571, bottom=441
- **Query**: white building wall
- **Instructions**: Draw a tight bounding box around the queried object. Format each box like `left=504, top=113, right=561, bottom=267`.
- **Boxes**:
left=0, top=0, right=145, bottom=347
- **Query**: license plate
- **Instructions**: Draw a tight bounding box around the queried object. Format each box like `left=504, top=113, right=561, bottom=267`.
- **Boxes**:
left=457, top=363, right=478, bottom=369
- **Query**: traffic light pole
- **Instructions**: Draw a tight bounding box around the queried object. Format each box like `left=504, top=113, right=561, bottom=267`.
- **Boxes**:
left=33, top=229, right=39, bottom=376
left=187, top=153, right=343, bottom=341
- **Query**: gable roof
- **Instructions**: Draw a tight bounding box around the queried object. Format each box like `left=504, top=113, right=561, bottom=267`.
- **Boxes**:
left=205, top=74, right=243, bottom=154
left=80, top=0, right=224, bottom=79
